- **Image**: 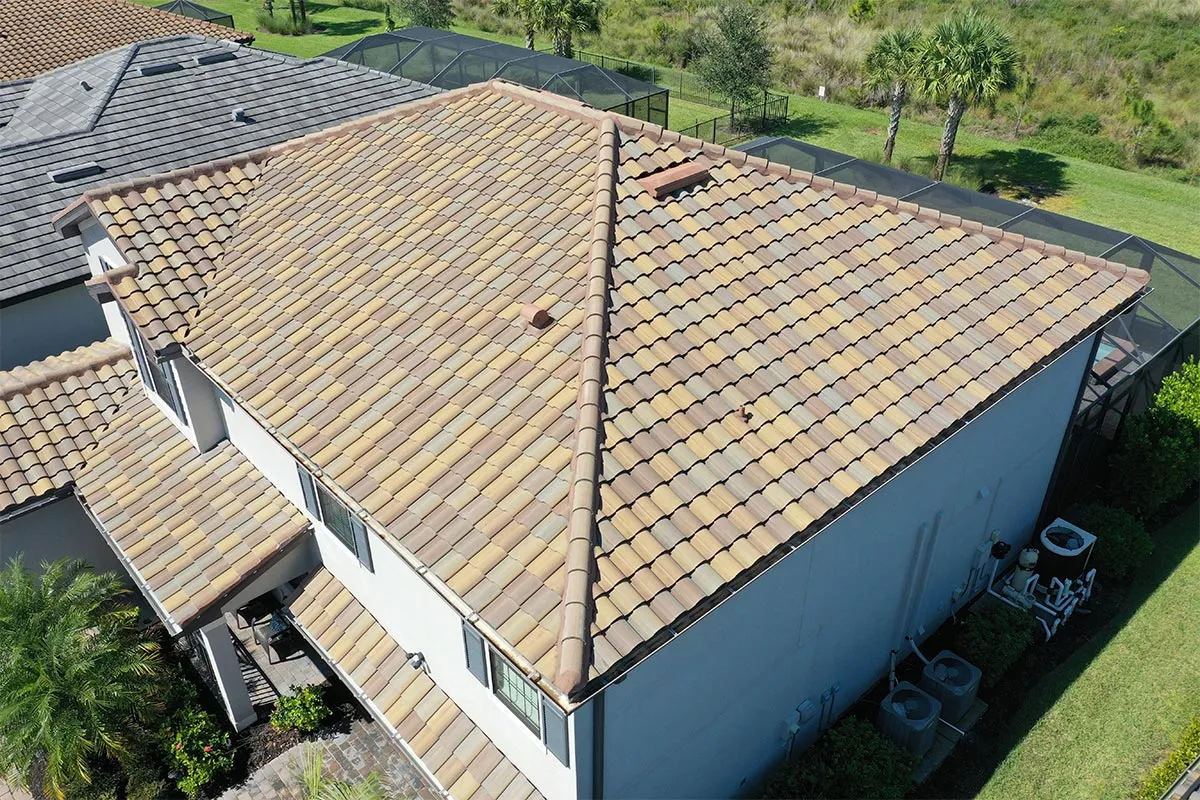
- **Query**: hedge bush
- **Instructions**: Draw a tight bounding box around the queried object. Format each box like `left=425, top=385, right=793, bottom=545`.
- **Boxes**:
left=271, top=684, right=331, bottom=733
left=1109, top=358, right=1200, bottom=520
left=1131, top=716, right=1200, bottom=800
left=1071, top=503, right=1153, bottom=580
left=954, top=601, right=1039, bottom=688
left=759, top=716, right=915, bottom=799
left=166, top=705, right=234, bottom=798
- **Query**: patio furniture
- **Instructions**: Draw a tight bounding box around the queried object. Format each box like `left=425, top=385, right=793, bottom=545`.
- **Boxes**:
left=254, top=612, right=297, bottom=664
left=234, top=590, right=281, bottom=629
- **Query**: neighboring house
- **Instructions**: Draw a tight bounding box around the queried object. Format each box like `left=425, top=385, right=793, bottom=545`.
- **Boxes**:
left=38, top=82, right=1146, bottom=799
left=0, top=35, right=438, bottom=368
left=0, top=340, right=136, bottom=574
left=0, top=0, right=251, bottom=82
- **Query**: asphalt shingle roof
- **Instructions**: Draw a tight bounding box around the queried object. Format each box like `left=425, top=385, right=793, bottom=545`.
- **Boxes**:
left=0, top=0, right=252, bottom=82
left=1, top=35, right=438, bottom=303
left=73, top=82, right=1148, bottom=702
left=0, top=339, right=135, bottom=513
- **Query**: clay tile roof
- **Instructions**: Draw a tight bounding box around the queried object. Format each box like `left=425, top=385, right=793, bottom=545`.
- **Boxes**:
left=74, top=81, right=1148, bottom=701
left=0, top=339, right=135, bottom=513
left=289, top=568, right=546, bottom=800
left=74, top=389, right=309, bottom=630
left=5, top=36, right=438, bottom=306
left=0, top=0, right=251, bottom=82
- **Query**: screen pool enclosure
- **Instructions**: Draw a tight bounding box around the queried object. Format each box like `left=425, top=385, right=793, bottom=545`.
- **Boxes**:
left=738, top=136, right=1200, bottom=414
left=322, top=28, right=668, bottom=128
left=154, top=0, right=235, bottom=27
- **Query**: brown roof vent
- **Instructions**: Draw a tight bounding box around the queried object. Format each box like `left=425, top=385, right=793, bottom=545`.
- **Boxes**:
left=638, top=160, right=711, bottom=199
left=521, top=304, right=553, bottom=329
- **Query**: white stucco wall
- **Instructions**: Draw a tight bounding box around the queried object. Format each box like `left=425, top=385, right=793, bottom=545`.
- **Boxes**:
left=80, top=220, right=132, bottom=346
left=0, top=283, right=109, bottom=369
left=217, top=386, right=582, bottom=799
left=593, top=334, right=1097, bottom=799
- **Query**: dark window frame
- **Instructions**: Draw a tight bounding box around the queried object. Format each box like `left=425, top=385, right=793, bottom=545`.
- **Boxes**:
left=488, top=649, right=542, bottom=735
left=295, top=464, right=373, bottom=571
left=121, top=312, right=187, bottom=424
left=463, top=623, right=571, bottom=764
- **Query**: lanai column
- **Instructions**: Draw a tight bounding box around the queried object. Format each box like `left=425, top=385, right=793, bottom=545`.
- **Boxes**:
left=196, top=619, right=257, bottom=731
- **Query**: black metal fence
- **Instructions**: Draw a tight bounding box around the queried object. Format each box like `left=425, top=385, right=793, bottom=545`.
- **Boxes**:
left=1044, top=320, right=1200, bottom=515
left=677, top=92, right=791, bottom=145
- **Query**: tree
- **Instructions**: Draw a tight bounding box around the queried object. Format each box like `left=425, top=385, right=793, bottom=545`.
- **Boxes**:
left=493, top=0, right=538, bottom=49
left=918, top=11, right=1018, bottom=180
left=1011, top=65, right=1038, bottom=136
left=1123, top=89, right=1157, bottom=164
left=538, top=0, right=602, bottom=58
left=0, top=560, right=160, bottom=800
left=395, top=0, right=453, bottom=29
left=694, top=0, right=775, bottom=117
left=864, top=27, right=922, bottom=165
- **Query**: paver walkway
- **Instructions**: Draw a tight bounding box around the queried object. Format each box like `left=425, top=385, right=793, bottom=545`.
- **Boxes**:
left=219, top=718, right=434, bottom=800
left=0, top=781, right=31, bottom=800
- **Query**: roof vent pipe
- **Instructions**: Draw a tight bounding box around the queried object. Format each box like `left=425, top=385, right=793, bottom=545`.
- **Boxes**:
left=231, top=108, right=247, bottom=122
left=521, top=305, right=552, bottom=329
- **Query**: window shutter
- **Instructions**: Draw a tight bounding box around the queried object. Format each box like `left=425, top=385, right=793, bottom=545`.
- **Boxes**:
left=541, top=696, right=570, bottom=766
left=351, top=517, right=373, bottom=572
left=462, top=623, right=488, bottom=686
left=297, top=465, right=320, bottom=518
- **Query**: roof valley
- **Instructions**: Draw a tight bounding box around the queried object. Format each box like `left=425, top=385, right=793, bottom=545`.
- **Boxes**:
left=552, top=115, right=619, bottom=696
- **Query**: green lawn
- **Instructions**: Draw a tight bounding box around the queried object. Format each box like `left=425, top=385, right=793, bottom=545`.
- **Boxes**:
left=978, top=502, right=1200, bottom=800
left=137, top=3, right=1200, bottom=256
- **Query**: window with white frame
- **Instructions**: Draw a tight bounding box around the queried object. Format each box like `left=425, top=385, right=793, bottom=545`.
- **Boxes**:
left=121, top=312, right=187, bottom=423
left=296, top=464, right=373, bottom=571
left=462, top=623, right=569, bottom=765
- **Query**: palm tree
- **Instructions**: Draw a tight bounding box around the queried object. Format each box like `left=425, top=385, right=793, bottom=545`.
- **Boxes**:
left=300, top=746, right=389, bottom=800
left=864, top=27, right=923, bottom=165
left=492, top=0, right=538, bottom=50
left=0, top=560, right=159, bottom=800
left=918, top=11, right=1018, bottom=180
left=537, top=0, right=602, bottom=58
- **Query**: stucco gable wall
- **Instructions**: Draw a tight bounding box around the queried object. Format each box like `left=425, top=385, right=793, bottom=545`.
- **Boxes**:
left=595, top=333, right=1096, bottom=799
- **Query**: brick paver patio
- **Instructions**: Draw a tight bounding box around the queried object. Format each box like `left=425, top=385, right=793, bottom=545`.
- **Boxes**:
left=219, top=718, right=434, bottom=800
left=0, top=781, right=31, bottom=800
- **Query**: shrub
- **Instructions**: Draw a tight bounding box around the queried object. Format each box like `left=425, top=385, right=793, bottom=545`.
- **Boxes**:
left=166, top=706, right=234, bottom=798
left=1132, top=716, right=1200, bottom=800
left=759, top=716, right=915, bottom=799
left=255, top=8, right=314, bottom=34
left=271, top=684, right=331, bottom=733
left=1071, top=503, right=1153, bottom=580
left=1109, top=358, right=1200, bottom=519
left=954, top=601, right=1038, bottom=687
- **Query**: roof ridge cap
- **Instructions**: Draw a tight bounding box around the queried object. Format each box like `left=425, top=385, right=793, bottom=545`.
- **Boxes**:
left=616, top=119, right=1150, bottom=289
left=553, top=116, right=619, bottom=696
left=485, top=79, right=612, bottom=126
left=0, top=340, right=132, bottom=400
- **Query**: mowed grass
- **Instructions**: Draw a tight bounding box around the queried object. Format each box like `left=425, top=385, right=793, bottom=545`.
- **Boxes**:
left=778, top=95, right=1200, bottom=257
left=133, top=3, right=1200, bottom=255
left=978, top=502, right=1200, bottom=800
